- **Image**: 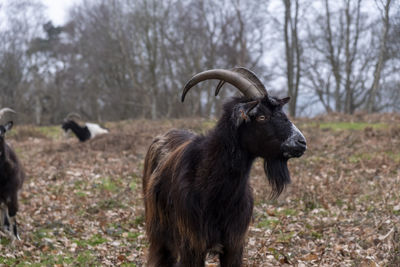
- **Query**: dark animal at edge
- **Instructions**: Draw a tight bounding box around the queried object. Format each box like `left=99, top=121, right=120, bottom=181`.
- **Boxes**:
left=0, top=108, right=25, bottom=240
left=142, top=68, right=307, bottom=266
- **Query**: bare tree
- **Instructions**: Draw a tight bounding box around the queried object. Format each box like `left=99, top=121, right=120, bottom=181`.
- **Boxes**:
left=366, top=0, right=392, bottom=112
left=282, top=0, right=302, bottom=117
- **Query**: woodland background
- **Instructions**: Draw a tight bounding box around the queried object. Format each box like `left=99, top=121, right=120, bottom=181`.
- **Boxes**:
left=0, top=1, right=400, bottom=266
left=0, top=0, right=399, bottom=124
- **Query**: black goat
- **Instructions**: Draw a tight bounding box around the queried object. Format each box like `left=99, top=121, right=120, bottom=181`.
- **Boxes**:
left=62, top=113, right=108, bottom=142
left=0, top=108, right=25, bottom=240
left=143, top=68, right=307, bottom=266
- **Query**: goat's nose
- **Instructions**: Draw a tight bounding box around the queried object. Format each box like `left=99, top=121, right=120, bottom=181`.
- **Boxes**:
left=296, top=138, right=307, bottom=148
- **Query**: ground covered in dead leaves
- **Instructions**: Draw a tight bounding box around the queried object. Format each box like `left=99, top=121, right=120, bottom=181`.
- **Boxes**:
left=1, top=114, right=399, bottom=266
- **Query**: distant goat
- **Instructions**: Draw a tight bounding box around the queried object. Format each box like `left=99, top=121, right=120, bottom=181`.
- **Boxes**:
left=62, top=113, right=108, bottom=142
left=0, top=108, right=25, bottom=240
left=143, top=68, right=307, bottom=266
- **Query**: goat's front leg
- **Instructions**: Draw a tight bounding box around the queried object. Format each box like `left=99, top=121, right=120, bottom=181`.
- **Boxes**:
left=6, top=193, right=20, bottom=240
left=219, top=245, right=244, bottom=267
left=0, top=203, right=9, bottom=230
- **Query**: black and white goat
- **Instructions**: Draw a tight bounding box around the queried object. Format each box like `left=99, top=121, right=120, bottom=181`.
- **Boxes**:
left=0, top=108, right=25, bottom=240
left=62, top=113, right=109, bottom=142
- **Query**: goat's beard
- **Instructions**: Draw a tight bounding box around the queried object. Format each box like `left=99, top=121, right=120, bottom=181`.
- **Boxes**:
left=264, top=158, right=291, bottom=199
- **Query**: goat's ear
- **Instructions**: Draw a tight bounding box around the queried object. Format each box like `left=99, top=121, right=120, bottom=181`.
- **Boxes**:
left=278, top=97, right=290, bottom=106
left=232, top=100, right=260, bottom=127
left=4, top=121, right=13, bottom=132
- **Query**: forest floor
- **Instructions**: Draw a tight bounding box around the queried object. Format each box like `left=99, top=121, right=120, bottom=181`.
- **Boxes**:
left=0, top=113, right=400, bottom=266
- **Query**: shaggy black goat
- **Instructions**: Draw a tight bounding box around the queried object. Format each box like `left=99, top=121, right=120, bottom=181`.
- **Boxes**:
left=143, top=68, right=307, bottom=266
left=0, top=108, right=25, bottom=240
left=62, top=113, right=108, bottom=142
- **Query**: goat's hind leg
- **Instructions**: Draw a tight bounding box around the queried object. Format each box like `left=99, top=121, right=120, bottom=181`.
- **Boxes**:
left=177, top=245, right=206, bottom=267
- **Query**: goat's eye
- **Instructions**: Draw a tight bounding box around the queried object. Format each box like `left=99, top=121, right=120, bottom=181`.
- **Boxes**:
left=257, top=115, right=268, bottom=122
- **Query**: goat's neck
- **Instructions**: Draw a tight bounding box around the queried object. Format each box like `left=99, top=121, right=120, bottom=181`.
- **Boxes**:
left=0, top=141, right=5, bottom=170
left=202, top=122, right=255, bottom=198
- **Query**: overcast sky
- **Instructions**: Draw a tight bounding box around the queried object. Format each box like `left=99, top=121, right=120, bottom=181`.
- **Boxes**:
left=41, top=0, right=80, bottom=25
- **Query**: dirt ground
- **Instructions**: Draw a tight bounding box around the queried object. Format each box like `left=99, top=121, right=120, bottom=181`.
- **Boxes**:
left=1, top=114, right=399, bottom=266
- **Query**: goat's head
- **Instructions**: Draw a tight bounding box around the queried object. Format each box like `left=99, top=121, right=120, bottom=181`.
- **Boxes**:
left=62, top=113, right=82, bottom=133
left=182, top=67, right=306, bottom=196
left=61, top=120, right=73, bottom=132
left=0, top=121, right=13, bottom=139
left=0, top=108, right=16, bottom=141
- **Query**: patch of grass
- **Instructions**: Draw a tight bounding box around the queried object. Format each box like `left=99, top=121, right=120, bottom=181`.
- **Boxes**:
left=311, top=231, right=323, bottom=239
left=76, top=250, right=98, bottom=265
left=129, top=179, right=137, bottom=191
left=32, top=228, right=51, bottom=241
left=74, top=180, right=87, bottom=190
left=317, top=122, right=387, bottom=131
left=37, top=125, right=62, bottom=139
left=277, top=231, right=295, bottom=243
left=0, top=238, right=11, bottom=246
left=98, top=198, right=126, bottom=210
left=134, top=215, right=144, bottom=226
left=127, top=232, right=140, bottom=241
left=349, top=153, right=373, bottom=163
left=87, top=234, right=108, bottom=246
left=75, top=191, right=87, bottom=197
left=9, top=126, right=47, bottom=140
left=304, top=198, right=320, bottom=211
left=0, top=257, right=17, bottom=265
left=99, top=177, right=118, bottom=193
left=336, top=198, right=345, bottom=207
left=386, top=151, right=400, bottom=163
left=30, top=254, right=75, bottom=266
left=257, top=218, right=279, bottom=229
left=280, top=208, right=298, bottom=216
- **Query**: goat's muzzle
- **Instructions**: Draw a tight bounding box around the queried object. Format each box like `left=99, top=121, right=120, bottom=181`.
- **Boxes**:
left=281, top=123, right=307, bottom=158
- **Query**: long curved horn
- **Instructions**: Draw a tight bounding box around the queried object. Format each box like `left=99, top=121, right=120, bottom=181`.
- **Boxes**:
left=182, top=68, right=267, bottom=102
left=64, top=112, right=81, bottom=121
left=214, top=67, right=268, bottom=97
left=0, top=108, right=16, bottom=120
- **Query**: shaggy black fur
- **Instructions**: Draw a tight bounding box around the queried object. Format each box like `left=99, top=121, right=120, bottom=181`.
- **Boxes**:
left=62, top=120, right=91, bottom=142
left=143, top=96, right=306, bottom=267
left=0, top=121, right=25, bottom=239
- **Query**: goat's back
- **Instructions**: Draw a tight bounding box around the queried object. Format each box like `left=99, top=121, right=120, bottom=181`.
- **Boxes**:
left=143, top=129, right=195, bottom=195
